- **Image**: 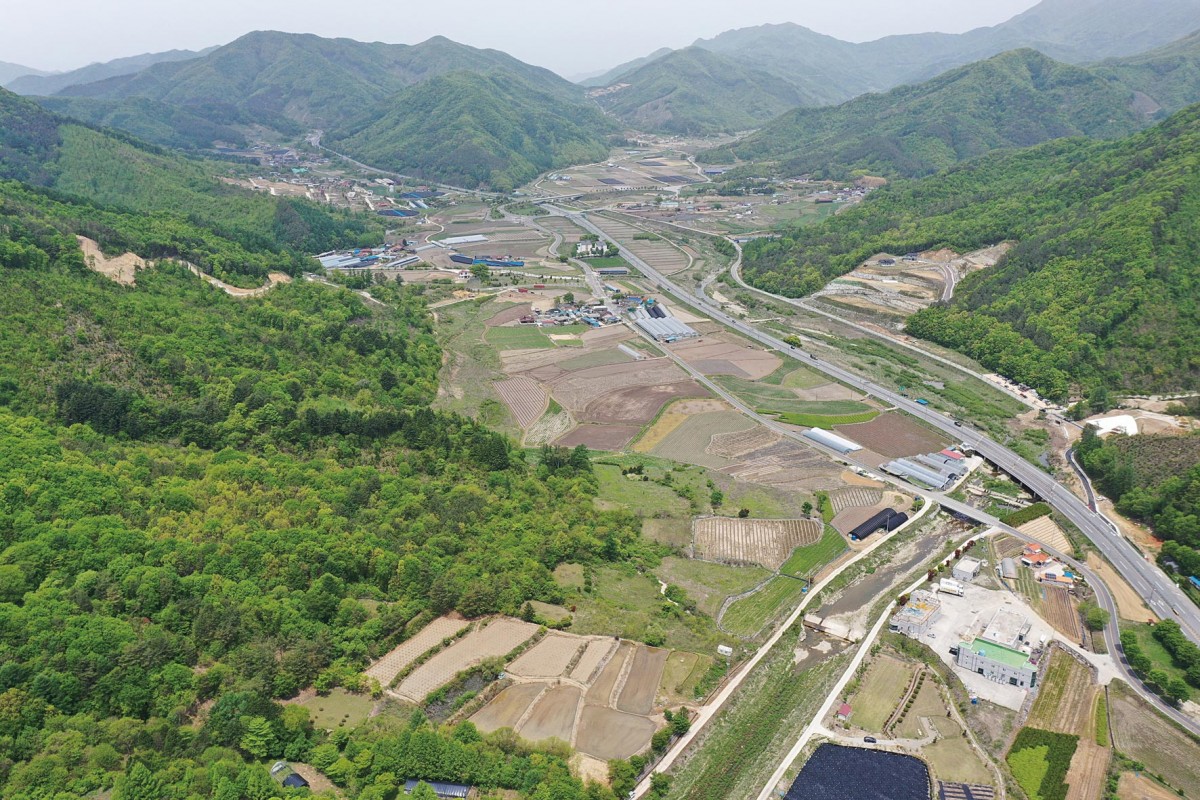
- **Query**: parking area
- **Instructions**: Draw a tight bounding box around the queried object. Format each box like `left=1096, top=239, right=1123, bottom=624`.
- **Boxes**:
left=919, top=582, right=1058, bottom=710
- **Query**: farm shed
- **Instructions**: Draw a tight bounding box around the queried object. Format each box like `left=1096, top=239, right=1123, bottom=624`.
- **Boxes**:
left=836, top=703, right=852, bottom=720
left=999, top=558, right=1019, bottom=580
left=952, top=557, right=983, bottom=582
left=850, top=509, right=906, bottom=540
left=404, top=780, right=471, bottom=799
left=802, top=428, right=862, bottom=454
left=882, top=458, right=951, bottom=489
left=631, top=306, right=699, bottom=341
left=282, top=774, right=310, bottom=789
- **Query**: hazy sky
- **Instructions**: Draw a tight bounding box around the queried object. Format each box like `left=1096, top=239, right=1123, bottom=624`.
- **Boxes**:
left=4, top=0, right=1041, bottom=77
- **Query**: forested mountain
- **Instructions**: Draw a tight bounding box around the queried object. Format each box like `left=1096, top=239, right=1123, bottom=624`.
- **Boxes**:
left=593, top=0, right=1200, bottom=116
left=702, top=49, right=1148, bottom=178
left=1093, top=30, right=1200, bottom=114
left=741, top=103, right=1200, bottom=399
left=326, top=69, right=611, bottom=191
left=590, top=47, right=807, bottom=135
left=579, top=47, right=673, bottom=87
left=0, top=88, right=375, bottom=280
left=34, top=95, right=247, bottom=150
left=0, top=60, right=50, bottom=86
left=0, top=172, right=644, bottom=798
left=5, top=47, right=214, bottom=96
left=52, top=31, right=612, bottom=188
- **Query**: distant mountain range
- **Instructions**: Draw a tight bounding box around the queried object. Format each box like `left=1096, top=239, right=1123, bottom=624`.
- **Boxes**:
left=703, top=31, right=1200, bottom=179
left=588, top=0, right=1200, bottom=134
left=0, top=60, right=51, bottom=86
left=5, top=48, right=216, bottom=96
left=589, top=47, right=807, bottom=136
left=35, top=31, right=612, bottom=190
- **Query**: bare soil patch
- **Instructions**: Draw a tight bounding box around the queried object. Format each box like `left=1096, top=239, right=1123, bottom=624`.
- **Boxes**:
left=571, top=639, right=618, bottom=684
left=550, top=359, right=690, bottom=412
left=555, top=424, right=641, bottom=450
left=1117, top=772, right=1179, bottom=800
left=486, top=304, right=533, bottom=327
left=394, top=618, right=538, bottom=702
left=616, top=646, right=670, bottom=715
left=836, top=412, right=950, bottom=458
left=1064, top=739, right=1109, bottom=800
left=586, top=642, right=634, bottom=706
left=575, top=707, right=657, bottom=761
left=670, top=338, right=782, bottom=380
left=633, top=398, right=729, bottom=453
left=1086, top=554, right=1154, bottom=622
left=830, top=487, right=883, bottom=513
left=365, top=616, right=469, bottom=687
left=519, top=685, right=582, bottom=744
left=694, top=517, right=823, bottom=570
left=78, top=236, right=145, bottom=285
left=508, top=633, right=584, bottom=678
left=580, top=381, right=709, bottom=424
left=470, top=683, right=544, bottom=732
left=707, top=426, right=781, bottom=459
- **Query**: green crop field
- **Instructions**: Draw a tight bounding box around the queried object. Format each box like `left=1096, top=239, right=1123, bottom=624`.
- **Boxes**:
left=773, top=410, right=879, bottom=428
left=780, top=525, right=847, bottom=578
left=485, top=326, right=554, bottom=350
left=781, top=367, right=829, bottom=389
left=848, top=656, right=913, bottom=732
left=721, top=576, right=808, bottom=638
left=658, top=557, right=771, bottom=617
left=297, top=688, right=375, bottom=731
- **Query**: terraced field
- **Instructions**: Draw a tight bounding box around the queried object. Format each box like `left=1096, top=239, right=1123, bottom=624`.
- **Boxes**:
left=694, top=517, right=823, bottom=571
left=394, top=618, right=539, bottom=702
left=364, top=616, right=470, bottom=687
left=830, top=487, right=883, bottom=513
left=707, top=426, right=781, bottom=459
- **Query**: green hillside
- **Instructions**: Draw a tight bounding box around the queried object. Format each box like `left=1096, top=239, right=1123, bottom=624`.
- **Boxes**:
left=703, top=49, right=1147, bottom=178
left=57, top=31, right=610, bottom=187
left=592, top=46, right=807, bottom=135
left=35, top=95, right=246, bottom=150
left=741, top=103, right=1200, bottom=398
left=327, top=70, right=612, bottom=191
left=0, top=172, right=645, bottom=798
left=0, top=88, right=375, bottom=278
left=1094, top=29, right=1200, bottom=114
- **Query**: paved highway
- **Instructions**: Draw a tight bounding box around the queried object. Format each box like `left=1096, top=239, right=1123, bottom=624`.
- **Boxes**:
left=548, top=206, right=1200, bottom=647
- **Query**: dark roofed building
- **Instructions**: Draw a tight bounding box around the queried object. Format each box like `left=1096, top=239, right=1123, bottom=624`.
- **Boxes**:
left=404, top=780, right=471, bottom=799
left=282, top=774, right=310, bottom=789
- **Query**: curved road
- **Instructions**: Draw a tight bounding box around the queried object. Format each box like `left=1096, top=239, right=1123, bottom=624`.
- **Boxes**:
left=539, top=206, right=1200, bottom=741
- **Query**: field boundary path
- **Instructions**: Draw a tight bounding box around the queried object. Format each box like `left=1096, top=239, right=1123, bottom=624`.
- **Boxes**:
left=630, top=501, right=932, bottom=798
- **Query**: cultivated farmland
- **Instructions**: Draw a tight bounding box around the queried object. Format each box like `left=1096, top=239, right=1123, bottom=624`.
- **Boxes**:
left=1109, top=680, right=1200, bottom=796
left=468, top=630, right=677, bottom=763
left=394, top=618, right=539, bottom=702
left=651, top=411, right=756, bottom=468
left=693, top=517, right=823, bottom=571
left=508, top=633, right=585, bottom=678
left=1027, top=649, right=1096, bottom=736
left=365, top=616, right=469, bottom=687
left=494, top=375, right=547, bottom=429
left=837, top=412, right=951, bottom=458
left=1042, top=586, right=1083, bottom=642
left=671, top=337, right=782, bottom=380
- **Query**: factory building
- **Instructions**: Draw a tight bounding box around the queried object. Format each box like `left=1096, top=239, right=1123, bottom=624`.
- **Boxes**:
left=955, top=638, right=1038, bottom=688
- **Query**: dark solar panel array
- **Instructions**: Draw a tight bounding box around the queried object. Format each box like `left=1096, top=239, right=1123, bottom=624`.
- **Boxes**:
left=785, top=744, right=931, bottom=800
left=597, top=178, right=625, bottom=185
left=939, top=781, right=996, bottom=800
left=638, top=161, right=668, bottom=167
